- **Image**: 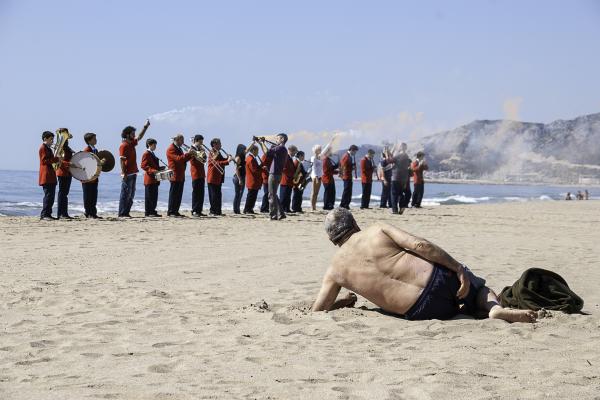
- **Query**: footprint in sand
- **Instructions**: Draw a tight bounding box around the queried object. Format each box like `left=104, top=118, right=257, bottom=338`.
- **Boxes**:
left=148, top=363, right=174, bottom=373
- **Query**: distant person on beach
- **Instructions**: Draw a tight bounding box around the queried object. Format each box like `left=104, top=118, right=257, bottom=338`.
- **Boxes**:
left=118, top=120, right=150, bottom=218
left=411, top=151, right=429, bottom=208
left=565, top=192, right=572, bottom=200
left=279, top=145, right=298, bottom=214
left=82, top=132, right=103, bottom=219
left=140, top=138, right=162, bottom=217
left=584, top=190, right=589, bottom=200
left=339, top=145, right=359, bottom=209
left=312, top=208, right=537, bottom=323
left=232, top=143, right=247, bottom=214
left=243, top=144, right=262, bottom=214
left=56, top=133, right=74, bottom=219
left=391, top=143, right=412, bottom=214
left=322, top=148, right=338, bottom=210
left=38, top=131, right=60, bottom=220
left=291, top=151, right=308, bottom=213
left=264, top=133, right=289, bottom=220
left=166, top=134, right=193, bottom=217
left=378, top=147, right=393, bottom=208
left=190, top=135, right=206, bottom=217
left=360, top=149, right=376, bottom=209
left=310, top=145, right=323, bottom=211
left=206, top=138, right=232, bottom=216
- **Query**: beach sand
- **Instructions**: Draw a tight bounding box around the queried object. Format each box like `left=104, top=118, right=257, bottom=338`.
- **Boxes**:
left=1, top=201, right=599, bottom=399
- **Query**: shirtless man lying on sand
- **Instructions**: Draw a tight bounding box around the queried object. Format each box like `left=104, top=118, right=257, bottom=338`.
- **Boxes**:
left=312, top=208, right=537, bottom=323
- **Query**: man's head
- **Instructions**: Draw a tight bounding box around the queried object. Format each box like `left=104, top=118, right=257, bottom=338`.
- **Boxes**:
left=146, top=138, right=157, bottom=150
left=172, top=134, right=184, bottom=146
left=348, top=144, right=359, bottom=156
left=193, top=134, right=204, bottom=146
left=296, top=151, right=305, bottom=161
left=210, top=138, right=221, bottom=150
left=324, top=208, right=360, bottom=246
left=367, top=149, right=375, bottom=159
left=121, top=126, right=136, bottom=141
left=42, top=131, right=54, bottom=145
left=416, top=151, right=425, bottom=160
left=276, top=133, right=288, bottom=145
left=84, top=132, right=97, bottom=146
left=312, top=144, right=322, bottom=156
left=248, top=143, right=259, bottom=156
left=288, top=144, right=298, bottom=156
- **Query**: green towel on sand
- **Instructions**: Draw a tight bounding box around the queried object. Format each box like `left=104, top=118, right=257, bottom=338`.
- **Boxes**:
left=499, top=268, right=584, bottom=313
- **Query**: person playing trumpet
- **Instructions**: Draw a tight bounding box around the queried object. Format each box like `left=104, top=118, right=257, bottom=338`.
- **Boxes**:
left=190, top=134, right=206, bottom=217
left=206, top=138, right=232, bottom=216
left=166, top=134, right=193, bottom=217
left=118, top=119, right=150, bottom=218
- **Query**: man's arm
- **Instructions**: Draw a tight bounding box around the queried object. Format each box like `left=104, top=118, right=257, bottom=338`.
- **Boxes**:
left=136, top=119, right=150, bottom=141
left=312, top=272, right=357, bottom=311
left=379, top=223, right=470, bottom=298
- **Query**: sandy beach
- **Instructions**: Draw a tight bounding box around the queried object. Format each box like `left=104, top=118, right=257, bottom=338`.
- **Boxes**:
left=1, top=201, right=599, bottom=399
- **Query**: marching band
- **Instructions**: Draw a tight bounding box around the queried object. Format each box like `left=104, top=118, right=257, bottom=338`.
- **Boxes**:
left=37, top=126, right=427, bottom=220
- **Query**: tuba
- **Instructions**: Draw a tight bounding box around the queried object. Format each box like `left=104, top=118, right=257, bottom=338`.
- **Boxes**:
left=52, top=128, right=73, bottom=170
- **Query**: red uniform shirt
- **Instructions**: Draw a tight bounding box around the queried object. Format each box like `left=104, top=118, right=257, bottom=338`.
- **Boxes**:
left=56, top=146, right=73, bottom=178
left=189, top=146, right=205, bottom=180
left=340, top=153, right=353, bottom=181
left=119, top=138, right=139, bottom=175
left=245, top=154, right=262, bottom=190
left=360, top=156, right=375, bottom=184
left=260, top=154, right=271, bottom=183
left=38, top=144, right=59, bottom=186
left=141, top=150, right=161, bottom=186
left=83, top=145, right=99, bottom=184
left=322, top=156, right=337, bottom=185
left=206, top=152, right=230, bottom=185
left=166, top=143, right=193, bottom=182
left=280, top=154, right=295, bottom=187
left=411, top=160, right=428, bottom=184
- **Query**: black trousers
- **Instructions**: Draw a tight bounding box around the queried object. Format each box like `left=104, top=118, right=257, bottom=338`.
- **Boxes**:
left=412, top=183, right=424, bottom=207
left=361, top=182, right=372, bottom=208
left=260, top=182, right=269, bottom=212
left=403, top=183, right=412, bottom=208
left=168, top=180, right=185, bottom=215
left=244, top=188, right=259, bottom=213
left=279, top=185, right=293, bottom=212
left=323, top=182, right=336, bottom=210
left=145, top=183, right=159, bottom=215
left=391, top=180, right=412, bottom=212
left=207, top=183, right=223, bottom=215
left=57, top=175, right=72, bottom=217
left=41, top=183, right=56, bottom=218
left=232, top=176, right=245, bottom=214
left=292, top=187, right=304, bottom=212
left=340, top=179, right=353, bottom=209
left=192, top=178, right=205, bottom=214
left=380, top=179, right=391, bottom=208
left=82, top=182, right=98, bottom=217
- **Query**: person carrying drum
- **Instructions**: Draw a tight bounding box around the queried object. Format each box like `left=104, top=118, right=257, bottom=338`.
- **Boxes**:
left=141, top=138, right=162, bottom=217
left=118, top=119, right=150, bottom=218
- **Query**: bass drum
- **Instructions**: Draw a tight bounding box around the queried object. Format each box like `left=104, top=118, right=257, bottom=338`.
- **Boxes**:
left=97, top=150, right=115, bottom=172
left=70, top=151, right=102, bottom=183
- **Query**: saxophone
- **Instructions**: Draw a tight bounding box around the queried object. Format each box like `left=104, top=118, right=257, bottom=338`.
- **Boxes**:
left=52, top=128, right=73, bottom=171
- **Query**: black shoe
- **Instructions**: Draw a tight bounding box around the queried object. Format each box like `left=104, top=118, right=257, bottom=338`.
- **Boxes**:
left=40, top=216, right=57, bottom=221
left=279, top=214, right=287, bottom=220
left=153, top=213, right=162, bottom=217
left=243, top=210, right=255, bottom=214
left=59, top=215, right=74, bottom=220
left=91, top=215, right=103, bottom=219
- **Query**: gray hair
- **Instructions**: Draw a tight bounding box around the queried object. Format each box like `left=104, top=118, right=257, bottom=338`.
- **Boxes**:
left=324, top=208, right=358, bottom=244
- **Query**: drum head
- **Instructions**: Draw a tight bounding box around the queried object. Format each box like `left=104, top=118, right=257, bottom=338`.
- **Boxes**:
left=98, top=150, right=115, bottom=172
left=70, top=152, right=101, bottom=182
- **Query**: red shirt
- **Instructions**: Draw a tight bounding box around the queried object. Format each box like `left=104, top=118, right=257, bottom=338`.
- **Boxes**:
left=360, top=156, right=375, bottom=184
left=83, top=145, right=99, bottom=184
left=56, top=146, right=73, bottom=177
left=166, top=143, right=193, bottom=182
left=322, top=156, right=337, bottom=185
left=280, top=154, right=295, bottom=187
left=119, top=138, right=139, bottom=175
left=38, top=144, right=59, bottom=186
left=141, top=150, right=161, bottom=186
left=411, top=160, right=428, bottom=184
left=245, top=154, right=262, bottom=190
left=189, top=147, right=205, bottom=180
left=206, top=151, right=230, bottom=185
left=340, top=153, right=353, bottom=181
left=260, top=154, right=271, bottom=183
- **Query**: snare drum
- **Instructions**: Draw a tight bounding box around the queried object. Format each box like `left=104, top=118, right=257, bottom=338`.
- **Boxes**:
left=154, top=169, right=174, bottom=181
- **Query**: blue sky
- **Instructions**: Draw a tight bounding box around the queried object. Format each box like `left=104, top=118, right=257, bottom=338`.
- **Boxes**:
left=1, top=0, right=599, bottom=170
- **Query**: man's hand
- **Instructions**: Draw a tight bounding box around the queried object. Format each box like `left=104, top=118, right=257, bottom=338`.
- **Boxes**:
left=456, top=265, right=470, bottom=299
left=144, top=119, right=151, bottom=129
left=344, top=292, right=357, bottom=308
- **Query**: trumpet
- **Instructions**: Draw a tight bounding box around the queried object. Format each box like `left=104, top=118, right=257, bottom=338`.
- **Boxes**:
left=200, top=143, right=225, bottom=175
left=52, top=128, right=73, bottom=170
left=180, top=143, right=207, bottom=163
left=252, top=135, right=278, bottom=146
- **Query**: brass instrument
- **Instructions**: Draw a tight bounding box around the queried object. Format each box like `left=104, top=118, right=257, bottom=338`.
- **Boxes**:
left=200, top=143, right=225, bottom=175
left=185, top=139, right=207, bottom=163
left=52, top=128, right=73, bottom=170
left=252, top=135, right=278, bottom=146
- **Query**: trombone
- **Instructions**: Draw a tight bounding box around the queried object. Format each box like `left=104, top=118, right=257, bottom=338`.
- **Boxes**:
left=200, top=143, right=226, bottom=175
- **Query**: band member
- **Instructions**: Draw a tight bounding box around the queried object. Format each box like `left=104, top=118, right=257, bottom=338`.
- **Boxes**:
left=291, top=151, right=307, bottom=213
left=243, top=144, right=262, bottom=214
left=339, top=145, right=358, bottom=209
left=206, top=138, right=232, bottom=216
left=259, top=143, right=271, bottom=213
left=391, top=143, right=412, bottom=214
left=379, top=147, right=393, bottom=208
left=56, top=133, right=74, bottom=219
left=321, top=151, right=338, bottom=210
left=140, top=138, right=162, bottom=217
left=39, top=131, right=59, bottom=220
left=82, top=132, right=102, bottom=219
left=411, top=151, right=429, bottom=208
left=166, top=134, right=193, bottom=217
left=190, top=134, right=206, bottom=217
left=263, top=133, right=288, bottom=220
left=360, top=149, right=376, bottom=209
left=310, top=144, right=323, bottom=211
left=118, top=119, right=150, bottom=218
left=232, top=144, right=247, bottom=214
left=279, top=145, right=298, bottom=213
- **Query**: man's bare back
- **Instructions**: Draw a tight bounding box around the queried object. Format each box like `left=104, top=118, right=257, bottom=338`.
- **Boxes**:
left=313, top=210, right=537, bottom=323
